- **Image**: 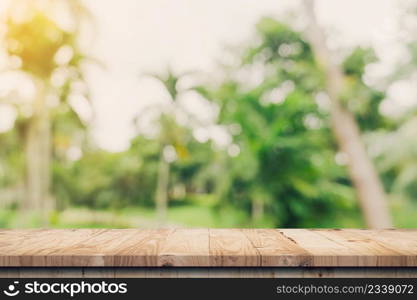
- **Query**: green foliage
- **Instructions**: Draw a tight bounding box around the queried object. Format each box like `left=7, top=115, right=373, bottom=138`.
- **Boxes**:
left=341, top=47, right=392, bottom=131
left=248, top=18, right=314, bottom=64
left=0, top=129, right=24, bottom=188
left=195, top=18, right=362, bottom=227
left=6, top=12, right=68, bottom=78
left=53, top=137, right=160, bottom=210
left=148, top=70, right=181, bottom=100
left=1, top=1, right=94, bottom=217
left=343, top=47, right=376, bottom=77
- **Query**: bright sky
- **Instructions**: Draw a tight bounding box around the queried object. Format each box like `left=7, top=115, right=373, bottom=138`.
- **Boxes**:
left=1, top=0, right=414, bottom=152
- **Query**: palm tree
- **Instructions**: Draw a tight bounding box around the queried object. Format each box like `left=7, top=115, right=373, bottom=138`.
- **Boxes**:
left=141, top=69, right=192, bottom=225
left=3, top=0, right=92, bottom=223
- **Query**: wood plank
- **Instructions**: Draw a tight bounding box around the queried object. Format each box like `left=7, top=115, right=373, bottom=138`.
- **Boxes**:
left=344, top=229, right=417, bottom=266
left=242, top=229, right=311, bottom=266
left=158, top=228, right=209, bottom=266
left=0, top=229, right=107, bottom=266
left=0, top=229, right=171, bottom=267
left=279, top=229, right=365, bottom=266
left=48, top=229, right=156, bottom=267
left=111, top=229, right=172, bottom=267
left=312, top=229, right=406, bottom=266
left=0, top=229, right=102, bottom=255
left=209, top=229, right=260, bottom=266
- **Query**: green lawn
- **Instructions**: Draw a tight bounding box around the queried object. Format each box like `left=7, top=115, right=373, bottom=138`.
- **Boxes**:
left=0, top=201, right=416, bottom=228
left=0, top=205, right=251, bottom=228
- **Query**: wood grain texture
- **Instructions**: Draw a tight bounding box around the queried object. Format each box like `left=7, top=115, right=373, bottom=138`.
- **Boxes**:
left=158, top=228, right=209, bottom=267
left=0, top=229, right=416, bottom=267
left=209, top=229, right=260, bottom=266
left=242, top=229, right=310, bottom=266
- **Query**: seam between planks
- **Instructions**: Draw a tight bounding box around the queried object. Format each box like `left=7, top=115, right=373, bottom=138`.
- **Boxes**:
left=241, top=230, right=262, bottom=266
left=277, top=229, right=313, bottom=267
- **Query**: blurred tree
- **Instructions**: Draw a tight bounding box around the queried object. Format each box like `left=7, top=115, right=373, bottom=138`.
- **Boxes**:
left=0, top=126, right=24, bottom=208
left=197, top=5, right=396, bottom=227
left=196, top=18, right=359, bottom=227
left=53, top=137, right=159, bottom=210
left=2, top=0, right=92, bottom=221
left=302, top=0, right=392, bottom=228
left=141, top=70, right=192, bottom=224
left=370, top=2, right=417, bottom=211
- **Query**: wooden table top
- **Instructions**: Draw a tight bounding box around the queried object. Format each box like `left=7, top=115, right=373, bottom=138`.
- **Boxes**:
left=0, top=229, right=416, bottom=267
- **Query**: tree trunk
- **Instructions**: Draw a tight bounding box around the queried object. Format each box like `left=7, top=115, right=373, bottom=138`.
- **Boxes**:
left=303, top=0, right=392, bottom=229
left=155, top=149, right=170, bottom=225
left=251, top=198, right=264, bottom=222
left=23, top=80, right=52, bottom=224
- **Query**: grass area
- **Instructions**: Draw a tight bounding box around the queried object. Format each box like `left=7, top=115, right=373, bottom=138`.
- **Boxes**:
left=0, top=205, right=256, bottom=228
left=0, top=201, right=416, bottom=228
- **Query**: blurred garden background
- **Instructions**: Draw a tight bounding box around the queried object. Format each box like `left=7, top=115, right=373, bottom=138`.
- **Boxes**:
left=1, top=0, right=417, bottom=228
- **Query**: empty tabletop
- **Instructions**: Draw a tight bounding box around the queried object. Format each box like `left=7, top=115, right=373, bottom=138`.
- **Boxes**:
left=0, top=229, right=416, bottom=267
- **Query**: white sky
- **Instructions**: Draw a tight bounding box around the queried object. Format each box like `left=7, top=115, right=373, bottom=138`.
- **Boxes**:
left=1, top=0, right=415, bottom=152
